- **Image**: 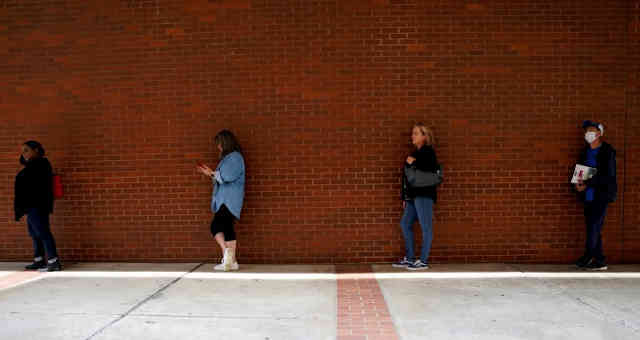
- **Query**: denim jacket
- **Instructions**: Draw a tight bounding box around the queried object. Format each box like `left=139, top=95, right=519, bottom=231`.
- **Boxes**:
left=211, top=151, right=245, bottom=219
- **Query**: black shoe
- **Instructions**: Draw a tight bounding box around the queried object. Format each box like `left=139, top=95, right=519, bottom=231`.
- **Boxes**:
left=407, top=260, right=430, bottom=271
left=584, top=260, right=607, bottom=271
left=575, top=255, right=592, bottom=268
left=25, top=260, right=47, bottom=270
left=392, top=257, right=413, bottom=268
left=39, top=260, right=62, bottom=272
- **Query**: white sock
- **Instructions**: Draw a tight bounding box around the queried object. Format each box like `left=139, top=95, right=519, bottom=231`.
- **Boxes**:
left=34, top=257, right=43, bottom=262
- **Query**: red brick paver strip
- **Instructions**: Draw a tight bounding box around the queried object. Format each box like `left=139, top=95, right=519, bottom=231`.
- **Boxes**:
left=336, top=264, right=400, bottom=340
left=0, top=271, right=42, bottom=291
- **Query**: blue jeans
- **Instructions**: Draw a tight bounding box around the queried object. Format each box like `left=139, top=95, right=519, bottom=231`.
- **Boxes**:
left=27, top=208, right=59, bottom=260
left=400, top=197, right=434, bottom=263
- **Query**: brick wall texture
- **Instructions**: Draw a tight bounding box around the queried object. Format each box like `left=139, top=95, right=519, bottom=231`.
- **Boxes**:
left=1, top=0, right=638, bottom=263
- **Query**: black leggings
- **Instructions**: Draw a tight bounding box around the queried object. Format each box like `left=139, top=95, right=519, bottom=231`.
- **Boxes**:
left=210, top=205, right=236, bottom=241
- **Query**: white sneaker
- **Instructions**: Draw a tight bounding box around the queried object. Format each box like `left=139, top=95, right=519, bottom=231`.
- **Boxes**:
left=214, top=262, right=239, bottom=271
left=213, top=249, right=239, bottom=271
left=223, top=248, right=232, bottom=271
left=224, top=248, right=239, bottom=271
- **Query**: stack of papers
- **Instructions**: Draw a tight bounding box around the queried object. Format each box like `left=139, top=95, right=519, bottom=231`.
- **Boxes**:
left=571, top=164, right=597, bottom=184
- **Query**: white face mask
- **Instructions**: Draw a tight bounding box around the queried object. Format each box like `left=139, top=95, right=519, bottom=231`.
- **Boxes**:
left=585, top=131, right=598, bottom=144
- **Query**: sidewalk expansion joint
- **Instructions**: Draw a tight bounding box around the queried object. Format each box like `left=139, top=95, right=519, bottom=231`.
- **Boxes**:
left=84, top=262, right=205, bottom=340
left=129, top=313, right=300, bottom=320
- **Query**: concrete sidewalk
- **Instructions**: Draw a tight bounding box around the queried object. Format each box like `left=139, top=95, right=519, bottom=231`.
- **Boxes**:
left=1, top=262, right=639, bottom=340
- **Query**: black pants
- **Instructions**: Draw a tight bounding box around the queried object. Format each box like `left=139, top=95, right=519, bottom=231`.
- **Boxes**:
left=583, top=200, right=608, bottom=262
left=27, top=208, right=59, bottom=260
left=210, top=205, right=236, bottom=241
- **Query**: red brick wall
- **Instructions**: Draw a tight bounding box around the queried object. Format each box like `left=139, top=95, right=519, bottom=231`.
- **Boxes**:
left=1, top=0, right=637, bottom=263
left=623, top=0, right=640, bottom=263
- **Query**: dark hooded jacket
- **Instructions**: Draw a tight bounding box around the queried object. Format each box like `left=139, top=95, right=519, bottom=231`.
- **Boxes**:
left=14, top=157, right=54, bottom=221
left=577, top=141, right=617, bottom=204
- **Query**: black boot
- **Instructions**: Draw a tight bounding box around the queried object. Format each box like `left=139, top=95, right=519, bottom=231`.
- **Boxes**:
left=39, top=259, right=62, bottom=272
left=584, top=258, right=607, bottom=271
left=574, top=255, right=591, bottom=268
left=25, top=260, right=47, bottom=270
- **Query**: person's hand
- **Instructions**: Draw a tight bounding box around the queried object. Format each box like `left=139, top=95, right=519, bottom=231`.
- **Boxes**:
left=406, top=156, right=416, bottom=165
left=197, top=164, right=214, bottom=177
left=402, top=201, right=406, bottom=209
left=576, top=179, right=586, bottom=192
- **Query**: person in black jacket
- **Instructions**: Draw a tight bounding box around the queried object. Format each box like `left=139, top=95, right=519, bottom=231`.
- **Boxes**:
left=574, top=121, right=616, bottom=271
left=14, top=141, right=61, bottom=272
left=393, top=123, right=439, bottom=271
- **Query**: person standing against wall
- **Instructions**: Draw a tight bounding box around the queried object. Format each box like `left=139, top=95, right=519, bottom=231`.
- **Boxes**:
left=393, top=123, right=439, bottom=271
left=198, top=130, right=246, bottom=271
left=14, top=141, right=62, bottom=272
left=574, top=121, right=617, bottom=271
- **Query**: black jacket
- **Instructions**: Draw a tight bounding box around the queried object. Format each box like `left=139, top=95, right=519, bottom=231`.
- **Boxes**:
left=14, top=157, right=54, bottom=221
left=402, top=145, right=438, bottom=203
left=577, top=141, right=617, bottom=203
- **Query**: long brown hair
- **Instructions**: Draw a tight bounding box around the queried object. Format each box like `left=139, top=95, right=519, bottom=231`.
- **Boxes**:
left=414, top=123, right=435, bottom=146
left=214, top=130, right=243, bottom=158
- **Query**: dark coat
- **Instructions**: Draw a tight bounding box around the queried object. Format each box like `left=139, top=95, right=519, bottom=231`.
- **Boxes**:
left=14, top=157, right=54, bottom=221
left=402, top=145, right=439, bottom=203
left=577, top=141, right=617, bottom=203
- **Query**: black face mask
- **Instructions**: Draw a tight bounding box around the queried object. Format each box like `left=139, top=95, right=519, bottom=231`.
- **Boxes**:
left=19, top=155, right=27, bottom=165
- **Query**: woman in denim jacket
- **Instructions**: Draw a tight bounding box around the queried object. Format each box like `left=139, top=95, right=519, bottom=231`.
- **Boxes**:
left=198, top=130, right=245, bottom=271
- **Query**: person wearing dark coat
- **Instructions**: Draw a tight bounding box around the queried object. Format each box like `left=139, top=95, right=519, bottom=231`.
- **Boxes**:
left=393, top=123, right=439, bottom=271
left=14, top=141, right=61, bottom=271
left=574, top=121, right=617, bottom=271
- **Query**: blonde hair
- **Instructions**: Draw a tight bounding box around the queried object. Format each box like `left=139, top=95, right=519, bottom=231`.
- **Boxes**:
left=414, top=122, right=435, bottom=146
